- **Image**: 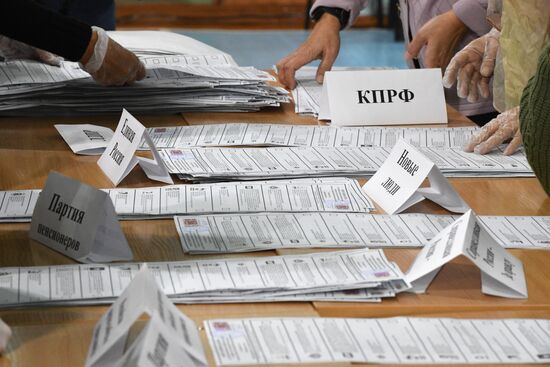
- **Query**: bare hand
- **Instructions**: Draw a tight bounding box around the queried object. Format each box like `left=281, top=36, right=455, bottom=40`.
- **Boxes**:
left=405, top=10, right=468, bottom=70
left=276, top=13, right=341, bottom=89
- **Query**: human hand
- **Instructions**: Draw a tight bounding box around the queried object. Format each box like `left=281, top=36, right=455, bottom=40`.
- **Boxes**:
left=405, top=10, right=468, bottom=69
left=0, top=319, right=11, bottom=354
left=443, top=28, right=500, bottom=102
left=80, top=27, right=145, bottom=87
left=0, top=35, right=63, bottom=66
left=464, top=106, right=521, bottom=155
left=276, top=13, right=341, bottom=89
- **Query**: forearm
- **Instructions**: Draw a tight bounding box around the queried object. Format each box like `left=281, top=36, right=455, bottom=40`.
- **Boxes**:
left=519, top=45, right=550, bottom=195
left=452, top=0, right=491, bottom=36
left=310, top=0, right=369, bottom=29
left=0, top=0, right=92, bottom=61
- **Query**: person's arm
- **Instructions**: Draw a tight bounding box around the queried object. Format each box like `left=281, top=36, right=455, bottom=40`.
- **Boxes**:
left=519, top=45, right=550, bottom=195
left=0, top=0, right=145, bottom=86
left=452, top=0, right=492, bottom=36
left=276, top=0, right=368, bottom=89
left=0, top=0, right=91, bottom=62
left=406, top=1, right=490, bottom=70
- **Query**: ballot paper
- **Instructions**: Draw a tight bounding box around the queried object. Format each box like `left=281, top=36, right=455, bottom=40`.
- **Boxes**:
left=159, top=145, right=534, bottom=181
left=59, top=124, right=481, bottom=153
left=85, top=267, right=206, bottom=367
left=29, top=172, right=132, bottom=263
left=322, top=68, right=447, bottom=125
left=205, top=316, right=550, bottom=365
left=175, top=211, right=550, bottom=253
left=406, top=210, right=527, bottom=298
left=98, top=109, right=173, bottom=185
left=291, top=66, right=392, bottom=117
left=141, top=124, right=479, bottom=149
left=0, top=36, right=289, bottom=116
left=0, top=249, right=409, bottom=307
left=363, top=139, right=469, bottom=214
left=0, top=177, right=373, bottom=222
left=55, top=124, right=114, bottom=155
left=108, top=31, right=235, bottom=59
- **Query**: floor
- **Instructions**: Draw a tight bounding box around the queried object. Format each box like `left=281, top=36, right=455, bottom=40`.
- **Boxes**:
left=176, top=29, right=407, bottom=69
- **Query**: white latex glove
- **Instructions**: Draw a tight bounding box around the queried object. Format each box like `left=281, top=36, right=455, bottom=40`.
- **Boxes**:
left=464, top=106, right=522, bottom=155
left=443, top=28, right=500, bottom=102
left=80, top=27, right=145, bottom=87
left=0, top=35, right=63, bottom=66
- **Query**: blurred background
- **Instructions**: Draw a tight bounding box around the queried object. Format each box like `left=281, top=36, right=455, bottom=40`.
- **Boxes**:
left=115, top=0, right=407, bottom=69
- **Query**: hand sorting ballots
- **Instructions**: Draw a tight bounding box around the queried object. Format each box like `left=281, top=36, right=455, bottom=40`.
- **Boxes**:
left=276, top=13, right=341, bottom=89
left=0, top=35, right=63, bottom=66
left=80, top=26, right=145, bottom=87
left=443, top=28, right=500, bottom=102
left=464, top=106, right=522, bottom=155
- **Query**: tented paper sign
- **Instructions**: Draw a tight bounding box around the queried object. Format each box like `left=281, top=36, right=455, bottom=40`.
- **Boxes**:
left=55, top=124, right=113, bottom=155
left=363, top=139, right=469, bottom=214
left=29, top=171, right=132, bottom=263
left=98, top=109, right=173, bottom=185
left=320, top=68, right=447, bottom=125
left=85, top=266, right=207, bottom=367
left=406, top=210, right=528, bottom=299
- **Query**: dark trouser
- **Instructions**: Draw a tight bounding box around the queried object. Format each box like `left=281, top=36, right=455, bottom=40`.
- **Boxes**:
left=34, top=0, right=116, bottom=30
left=468, top=111, right=499, bottom=127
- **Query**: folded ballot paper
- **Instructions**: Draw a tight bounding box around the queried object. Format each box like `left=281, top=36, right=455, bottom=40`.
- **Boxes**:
left=0, top=249, right=409, bottom=307
left=0, top=32, right=289, bottom=116
left=363, top=139, right=469, bottom=214
left=85, top=266, right=207, bottom=367
left=205, top=317, right=550, bottom=365
left=406, top=210, right=528, bottom=299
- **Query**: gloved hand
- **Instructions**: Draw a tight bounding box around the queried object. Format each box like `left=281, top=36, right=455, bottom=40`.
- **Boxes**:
left=80, top=27, right=145, bottom=87
left=0, top=35, right=63, bottom=66
left=276, top=12, right=341, bottom=89
left=464, top=106, right=522, bottom=155
left=443, top=28, right=500, bottom=102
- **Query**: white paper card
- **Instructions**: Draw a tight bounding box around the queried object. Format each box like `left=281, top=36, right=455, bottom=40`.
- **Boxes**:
left=406, top=210, right=528, bottom=298
left=363, top=139, right=469, bottom=214
left=55, top=124, right=114, bottom=155
left=322, top=68, right=447, bottom=125
left=85, top=266, right=206, bottom=367
left=98, top=109, right=173, bottom=186
left=29, top=172, right=132, bottom=263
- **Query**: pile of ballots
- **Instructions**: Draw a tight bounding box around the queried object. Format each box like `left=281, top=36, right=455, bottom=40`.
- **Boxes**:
left=0, top=31, right=289, bottom=116
left=0, top=249, right=409, bottom=306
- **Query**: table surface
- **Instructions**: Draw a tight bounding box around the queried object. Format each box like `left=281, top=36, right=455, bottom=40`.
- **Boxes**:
left=0, top=102, right=549, bottom=366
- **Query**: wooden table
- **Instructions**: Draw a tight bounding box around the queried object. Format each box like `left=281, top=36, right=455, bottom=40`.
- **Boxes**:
left=0, top=103, right=549, bottom=366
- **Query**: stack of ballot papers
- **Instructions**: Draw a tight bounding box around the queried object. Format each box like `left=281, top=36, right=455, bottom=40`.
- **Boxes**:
left=54, top=123, right=534, bottom=178
left=0, top=249, right=409, bottom=307
left=205, top=317, right=550, bottom=365
left=57, top=123, right=481, bottom=152
left=159, top=145, right=533, bottom=180
left=0, top=32, right=289, bottom=116
left=291, top=66, right=386, bottom=117
left=0, top=178, right=374, bottom=222
left=174, top=212, right=550, bottom=253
